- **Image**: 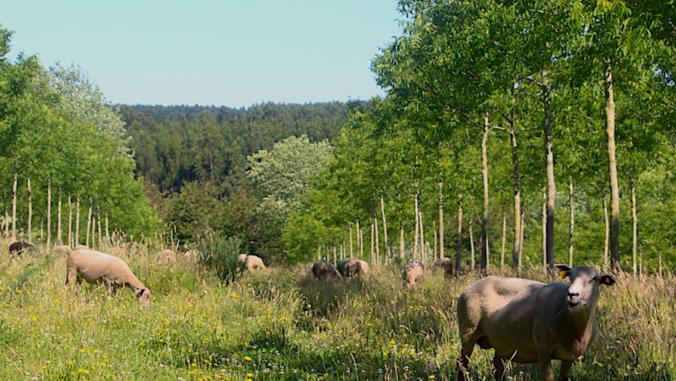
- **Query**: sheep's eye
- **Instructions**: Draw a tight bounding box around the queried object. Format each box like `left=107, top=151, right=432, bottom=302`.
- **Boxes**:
left=592, top=275, right=601, bottom=282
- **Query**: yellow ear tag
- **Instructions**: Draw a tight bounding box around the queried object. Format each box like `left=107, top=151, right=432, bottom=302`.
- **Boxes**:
left=559, top=270, right=568, bottom=279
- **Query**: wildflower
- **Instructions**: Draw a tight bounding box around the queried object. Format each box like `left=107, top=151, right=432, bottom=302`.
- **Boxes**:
left=243, top=355, right=253, bottom=362
left=428, top=375, right=436, bottom=380
left=389, top=339, right=396, bottom=346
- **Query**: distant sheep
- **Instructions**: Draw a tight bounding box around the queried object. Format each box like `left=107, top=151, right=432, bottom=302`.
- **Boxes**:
left=403, top=260, right=424, bottom=289
left=8, top=241, right=35, bottom=256
left=337, top=258, right=369, bottom=277
left=433, top=257, right=453, bottom=277
left=456, top=264, right=616, bottom=381
left=56, top=246, right=151, bottom=308
left=239, top=254, right=266, bottom=273
left=311, top=260, right=342, bottom=281
left=156, top=249, right=176, bottom=265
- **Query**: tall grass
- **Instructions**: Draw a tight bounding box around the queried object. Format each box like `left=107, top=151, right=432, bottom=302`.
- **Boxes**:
left=0, top=237, right=672, bottom=380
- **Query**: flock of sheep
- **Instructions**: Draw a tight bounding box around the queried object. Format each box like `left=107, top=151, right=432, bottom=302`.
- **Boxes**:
left=7, top=240, right=616, bottom=381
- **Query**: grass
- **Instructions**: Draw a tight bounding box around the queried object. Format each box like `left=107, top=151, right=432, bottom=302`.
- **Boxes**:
left=0, top=238, right=673, bottom=380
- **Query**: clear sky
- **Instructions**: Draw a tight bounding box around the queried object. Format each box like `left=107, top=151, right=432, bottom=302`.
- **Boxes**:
left=3, top=0, right=401, bottom=107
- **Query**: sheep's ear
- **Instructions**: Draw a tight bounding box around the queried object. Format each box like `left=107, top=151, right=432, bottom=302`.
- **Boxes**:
left=136, top=288, right=146, bottom=298
left=554, top=264, right=571, bottom=279
left=600, top=275, right=615, bottom=286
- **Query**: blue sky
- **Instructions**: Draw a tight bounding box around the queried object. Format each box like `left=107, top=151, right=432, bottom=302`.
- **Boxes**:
left=3, top=0, right=401, bottom=107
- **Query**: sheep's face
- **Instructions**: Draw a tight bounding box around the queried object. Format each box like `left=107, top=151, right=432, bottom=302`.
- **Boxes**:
left=137, top=288, right=151, bottom=308
left=555, top=265, right=615, bottom=312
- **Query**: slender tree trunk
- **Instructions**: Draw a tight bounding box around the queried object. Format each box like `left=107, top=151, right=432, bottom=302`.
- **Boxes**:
left=380, top=196, right=389, bottom=260
left=91, top=215, right=96, bottom=249
left=433, top=221, right=438, bottom=261
left=97, top=209, right=102, bottom=247
left=519, top=208, right=525, bottom=272
left=316, top=246, right=321, bottom=261
left=603, top=194, right=609, bottom=269
left=349, top=223, right=353, bottom=258
left=333, top=246, right=337, bottom=265
left=509, top=87, right=523, bottom=269
left=68, top=196, right=72, bottom=247
left=414, top=193, right=420, bottom=260
left=400, top=223, right=405, bottom=261
left=11, top=174, right=17, bottom=242
left=469, top=221, right=475, bottom=271
left=75, top=197, right=80, bottom=246
left=568, top=179, right=574, bottom=267
left=542, top=69, right=556, bottom=272
left=356, top=220, right=362, bottom=259
left=47, top=179, right=51, bottom=247
left=605, top=62, right=621, bottom=271
left=3, top=208, right=8, bottom=238
left=501, top=215, right=506, bottom=270
left=542, top=191, right=547, bottom=273
left=631, top=181, right=638, bottom=275
left=481, top=113, right=490, bottom=271
left=27, top=178, right=32, bottom=242
left=57, top=194, right=62, bottom=245
left=375, top=218, right=380, bottom=265
left=455, top=195, right=463, bottom=274
left=419, top=207, right=425, bottom=261
left=438, top=182, right=444, bottom=259
left=370, top=221, right=375, bottom=264
left=86, top=203, right=92, bottom=248
left=105, top=213, right=109, bottom=243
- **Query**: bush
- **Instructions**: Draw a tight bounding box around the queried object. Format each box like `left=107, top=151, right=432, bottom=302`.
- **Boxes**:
left=195, top=232, right=241, bottom=281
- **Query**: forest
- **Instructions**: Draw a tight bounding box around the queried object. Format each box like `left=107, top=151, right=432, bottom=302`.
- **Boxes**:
left=0, top=1, right=674, bottom=380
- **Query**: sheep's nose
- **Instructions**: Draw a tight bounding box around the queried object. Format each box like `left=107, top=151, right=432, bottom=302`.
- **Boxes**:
left=568, top=291, right=579, bottom=298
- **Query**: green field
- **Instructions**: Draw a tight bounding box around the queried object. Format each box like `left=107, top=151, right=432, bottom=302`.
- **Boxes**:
left=0, top=239, right=673, bottom=381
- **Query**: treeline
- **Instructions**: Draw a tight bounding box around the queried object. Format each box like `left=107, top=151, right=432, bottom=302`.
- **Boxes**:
left=283, top=0, right=674, bottom=272
left=117, top=103, right=352, bottom=260
left=118, top=102, right=352, bottom=193
left=0, top=26, right=160, bottom=240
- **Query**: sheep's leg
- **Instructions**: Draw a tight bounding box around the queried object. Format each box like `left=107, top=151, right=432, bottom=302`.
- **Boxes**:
left=540, top=359, right=554, bottom=381
left=493, top=354, right=506, bottom=380
left=558, top=360, right=573, bottom=381
left=456, top=341, right=474, bottom=381
left=65, top=267, right=77, bottom=286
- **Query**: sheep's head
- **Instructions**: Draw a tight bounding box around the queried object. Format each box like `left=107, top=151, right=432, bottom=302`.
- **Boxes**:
left=54, top=245, right=72, bottom=255
left=555, top=264, right=615, bottom=312
left=136, top=288, right=151, bottom=308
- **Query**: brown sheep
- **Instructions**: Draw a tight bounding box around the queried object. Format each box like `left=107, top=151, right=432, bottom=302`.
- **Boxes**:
left=403, top=260, right=424, bottom=289
left=337, top=258, right=369, bottom=277
left=433, top=257, right=453, bottom=277
left=311, top=260, right=342, bottom=281
left=8, top=241, right=35, bottom=256
left=156, top=249, right=176, bottom=265
left=56, top=246, right=151, bottom=308
left=456, top=264, right=616, bottom=381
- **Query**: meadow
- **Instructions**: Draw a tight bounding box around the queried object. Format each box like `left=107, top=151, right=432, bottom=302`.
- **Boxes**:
left=0, top=238, right=673, bottom=381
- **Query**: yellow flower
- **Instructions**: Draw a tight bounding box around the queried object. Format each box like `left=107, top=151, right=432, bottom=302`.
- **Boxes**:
left=428, top=375, right=436, bottom=380
left=389, top=339, right=396, bottom=346
left=246, top=373, right=254, bottom=377
left=243, top=355, right=253, bottom=362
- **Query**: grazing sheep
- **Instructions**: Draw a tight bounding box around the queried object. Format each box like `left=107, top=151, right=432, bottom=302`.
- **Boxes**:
left=237, top=254, right=248, bottom=266
left=242, top=254, right=266, bottom=273
left=8, top=241, right=35, bottom=256
left=156, top=249, right=176, bottom=265
left=456, top=264, right=616, bottom=381
left=403, top=260, right=425, bottom=289
left=56, top=245, right=151, bottom=308
left=337, top=258, right=369, bottom=277
left=433, top=257, right=453, bottom=277
left=311, top=260, right=342, bottom=281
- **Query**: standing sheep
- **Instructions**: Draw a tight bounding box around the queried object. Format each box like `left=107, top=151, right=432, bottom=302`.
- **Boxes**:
left=433, top=257, right=453, bottom=277
left=456, top=264, right=615, bottom=381
left=403, top=260, right=425, bottom=289
left=337, top=258, right=369, bottom=277
left=240, top=254, right=266, bottom=273
left=8, top=241, right=35, bottom=256
left=311, top=260, right=342, bottom=281
left=156, top=249, right=176, bottom=265
left=56, top=246, right=151, bottom=308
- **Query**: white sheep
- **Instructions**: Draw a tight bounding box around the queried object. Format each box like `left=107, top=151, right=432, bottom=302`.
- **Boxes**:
left=56, top=245, right=151, bottom=308
left=456, top=264, right=615, bottom=381
left=403, top=260, right=425, bottom=289
left=156, top=249, right=176, bottom=265
left=241, top=254, right=266, bottom=273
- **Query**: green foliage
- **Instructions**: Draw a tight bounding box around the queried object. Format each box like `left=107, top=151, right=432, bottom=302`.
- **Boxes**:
left=195, top=233, right=241, bottom=281
left=166, top=182, right=225, bottom=242
left=0, top=28, right=159, bottom=239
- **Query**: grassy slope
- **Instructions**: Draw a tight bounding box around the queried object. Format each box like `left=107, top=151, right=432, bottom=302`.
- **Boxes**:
left=0, top=238, right=673, bottom=380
